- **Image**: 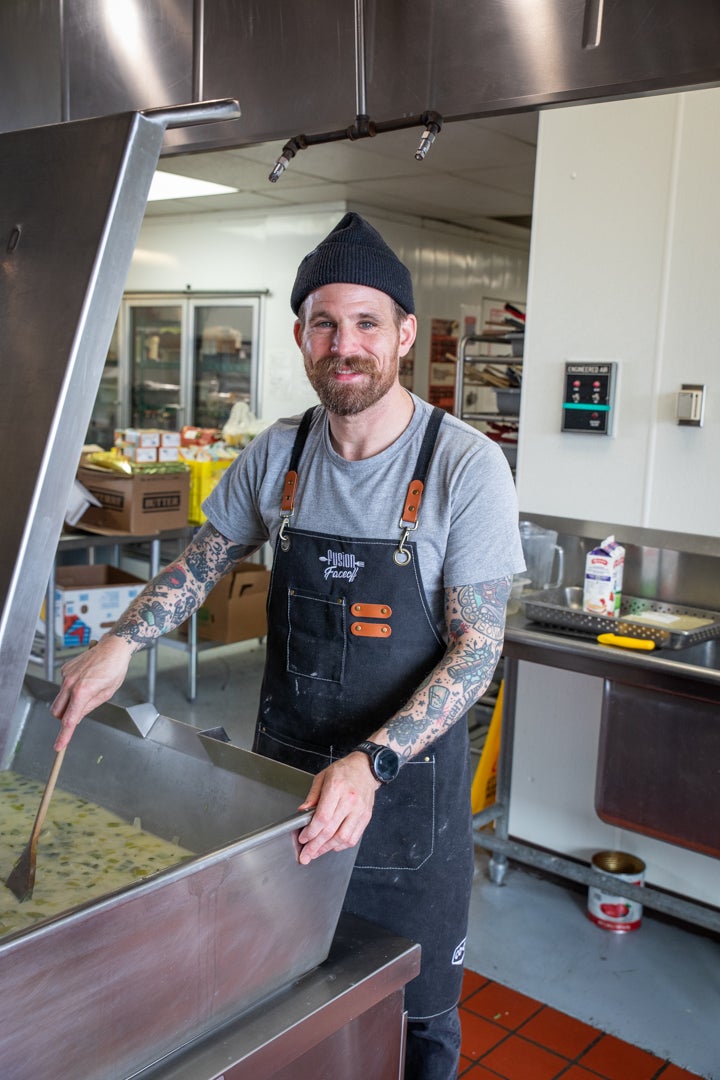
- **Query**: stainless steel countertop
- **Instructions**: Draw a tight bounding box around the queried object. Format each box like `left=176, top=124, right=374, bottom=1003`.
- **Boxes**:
left=504, top=613, right=720, bottom=702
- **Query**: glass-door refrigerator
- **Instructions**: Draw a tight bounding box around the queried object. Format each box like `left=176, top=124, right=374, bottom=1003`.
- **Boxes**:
left=128, top=299, right=185, bottom=431
left=87, top=293, right=262, bottom=446
left=190, top=298, right=259, bottom=429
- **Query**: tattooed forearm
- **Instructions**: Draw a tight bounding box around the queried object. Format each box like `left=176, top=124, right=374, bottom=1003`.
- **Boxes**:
left=111, top=524, right=256, bottom=650
left=185, top=522, right=254, bottom=582
left=377, top=577, right=511, bottom=762
left=426, top=685, right=449, bottom=719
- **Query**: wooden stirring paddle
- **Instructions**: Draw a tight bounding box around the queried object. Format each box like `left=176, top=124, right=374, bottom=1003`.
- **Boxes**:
left=5, top=748, right=66, bottom=902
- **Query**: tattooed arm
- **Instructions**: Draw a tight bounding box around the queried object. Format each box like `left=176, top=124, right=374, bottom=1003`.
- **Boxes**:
left=379, top=577, right=511, bottom=762
left=295, top=576, right=511, bottom=863
left=106, top=523, right=254, bottom=650
left=51, top=524, right=254, bottom=750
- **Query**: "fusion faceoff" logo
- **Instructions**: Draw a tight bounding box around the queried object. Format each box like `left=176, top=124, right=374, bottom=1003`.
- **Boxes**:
left=319, top=549, right=365, bottom=582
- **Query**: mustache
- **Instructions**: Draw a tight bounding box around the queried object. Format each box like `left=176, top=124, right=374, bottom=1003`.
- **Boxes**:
left=314, top=355, right=377, bottom=376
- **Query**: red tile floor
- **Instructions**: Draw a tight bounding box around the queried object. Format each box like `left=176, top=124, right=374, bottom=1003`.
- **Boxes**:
left=458, top=970, right=703, bottom=1079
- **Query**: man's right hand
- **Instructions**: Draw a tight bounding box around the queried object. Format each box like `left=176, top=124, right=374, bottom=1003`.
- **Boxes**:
left=50, top=634, right=135, bottom=752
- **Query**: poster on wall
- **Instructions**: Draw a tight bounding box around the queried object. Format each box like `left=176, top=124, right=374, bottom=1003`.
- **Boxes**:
left=428, top=318, right=459, bottom=412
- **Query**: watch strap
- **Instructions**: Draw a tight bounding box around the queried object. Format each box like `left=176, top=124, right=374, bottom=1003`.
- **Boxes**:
left=356, top=740, right=381, bottom=756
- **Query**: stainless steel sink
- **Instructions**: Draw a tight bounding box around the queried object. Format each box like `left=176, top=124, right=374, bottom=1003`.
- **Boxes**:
left=527, top=586, right=583, bottom=609
left=670, top=638, right=720, bottom=670
left=523, top=586, right=720, bottom=652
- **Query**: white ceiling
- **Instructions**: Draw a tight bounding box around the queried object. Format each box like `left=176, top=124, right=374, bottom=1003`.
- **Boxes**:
left=150, top=112, right=538, bottom=242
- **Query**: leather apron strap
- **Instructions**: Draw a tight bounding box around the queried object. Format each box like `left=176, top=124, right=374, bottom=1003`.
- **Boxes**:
left=280, top=404, right=446, bottom=562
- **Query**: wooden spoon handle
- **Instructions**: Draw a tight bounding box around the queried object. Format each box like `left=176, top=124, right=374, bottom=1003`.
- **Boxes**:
left=29, top=747, right=66, bottom=847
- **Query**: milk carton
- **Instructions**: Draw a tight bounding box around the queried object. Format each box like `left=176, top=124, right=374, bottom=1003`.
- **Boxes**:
left=583, top=535, right=625, bottom=618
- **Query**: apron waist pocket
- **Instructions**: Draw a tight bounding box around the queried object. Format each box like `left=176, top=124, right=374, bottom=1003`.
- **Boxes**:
left=355, top=756, right=435, bottom=871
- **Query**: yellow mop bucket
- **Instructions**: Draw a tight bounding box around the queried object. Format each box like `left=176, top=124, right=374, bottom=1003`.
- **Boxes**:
left=471, top=681, right=503, bottom=815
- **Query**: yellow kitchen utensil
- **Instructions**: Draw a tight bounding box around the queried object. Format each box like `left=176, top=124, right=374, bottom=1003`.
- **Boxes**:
left=597, top=633, right=656, bottom=651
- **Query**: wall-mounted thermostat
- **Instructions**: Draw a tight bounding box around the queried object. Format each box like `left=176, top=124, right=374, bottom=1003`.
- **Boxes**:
left=561, top=361, right=618, bottom=435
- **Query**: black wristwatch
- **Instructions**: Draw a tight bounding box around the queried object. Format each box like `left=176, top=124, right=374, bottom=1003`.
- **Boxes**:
left=354, top=741, right=400, bottom=784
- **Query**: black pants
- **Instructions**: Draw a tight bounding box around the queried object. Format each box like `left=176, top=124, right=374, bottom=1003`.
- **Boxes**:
left=405, top=1007, right=462, bottom=1079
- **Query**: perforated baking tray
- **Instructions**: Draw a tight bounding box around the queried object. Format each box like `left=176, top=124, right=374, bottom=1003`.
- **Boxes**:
left=522, top=587, right=720, bottom=649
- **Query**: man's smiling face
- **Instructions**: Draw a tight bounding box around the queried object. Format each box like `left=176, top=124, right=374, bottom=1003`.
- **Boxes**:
left=295, top=283, right=415, bottom=416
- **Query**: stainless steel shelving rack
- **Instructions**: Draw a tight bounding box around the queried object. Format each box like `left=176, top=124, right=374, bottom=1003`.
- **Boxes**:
left=453, top=333, right=523, bottom=472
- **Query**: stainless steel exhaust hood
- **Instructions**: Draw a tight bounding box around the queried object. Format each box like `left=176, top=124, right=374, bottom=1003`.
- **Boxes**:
left=0, top=100, right=239, bottom=752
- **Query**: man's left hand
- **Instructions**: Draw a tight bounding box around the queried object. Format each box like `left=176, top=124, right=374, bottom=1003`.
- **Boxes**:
left=296, top=752, right=380, bottom=864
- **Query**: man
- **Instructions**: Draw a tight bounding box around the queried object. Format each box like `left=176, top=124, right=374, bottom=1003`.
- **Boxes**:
left=52, top=212, right=524, bottom=1078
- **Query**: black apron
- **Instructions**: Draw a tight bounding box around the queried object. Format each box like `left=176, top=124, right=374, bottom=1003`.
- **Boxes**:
left=253, top=407, right=474, bottom=1020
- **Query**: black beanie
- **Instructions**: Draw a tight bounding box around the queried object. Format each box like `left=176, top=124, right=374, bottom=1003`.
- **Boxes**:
left=290, top=212, right=415, bottom=316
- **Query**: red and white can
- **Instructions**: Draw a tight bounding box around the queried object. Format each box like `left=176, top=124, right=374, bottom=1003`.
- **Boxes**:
left=587, top=850, right=645, bottom=932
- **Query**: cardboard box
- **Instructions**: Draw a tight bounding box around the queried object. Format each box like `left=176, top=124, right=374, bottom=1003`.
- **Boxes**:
left=159, top=431, right=181, bottom=447
left=583, top=535, right=625, bottom=618
left=124, top=446, right=158, bottom=465
left=194, top=565, right=270, bottom=644
left=124, top=428, right=161, bottom=448
left=77, top=465, right=190, bottom=533
left=121, top=429, right=182, bottom=449
left=47, top=565, right=145, bottom=646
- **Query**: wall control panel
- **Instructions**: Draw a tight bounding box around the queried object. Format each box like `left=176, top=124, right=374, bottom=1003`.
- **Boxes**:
left=561, top=362, right=617, bottom=435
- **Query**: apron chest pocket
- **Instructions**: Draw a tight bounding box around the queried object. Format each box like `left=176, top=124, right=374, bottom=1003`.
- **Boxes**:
left=287, top=588, right=347, bottom=683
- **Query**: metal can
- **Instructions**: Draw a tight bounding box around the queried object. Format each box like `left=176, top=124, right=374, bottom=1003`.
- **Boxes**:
left=587, top=850, right=645, bottom=932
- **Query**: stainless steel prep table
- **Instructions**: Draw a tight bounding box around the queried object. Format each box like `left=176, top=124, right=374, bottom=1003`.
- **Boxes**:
left=138, top=913, right=421, bottom=1080
left=473, top=613, right=720, bottom=934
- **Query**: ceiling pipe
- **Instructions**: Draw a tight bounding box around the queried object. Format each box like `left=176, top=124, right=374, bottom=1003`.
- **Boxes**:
left=268, top=0, right=442, bottom=182
left=354, top=0, right=368, bottom=120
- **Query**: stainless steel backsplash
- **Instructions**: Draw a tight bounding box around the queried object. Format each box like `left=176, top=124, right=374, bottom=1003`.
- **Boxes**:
left=520, top=514, right=720, bottom=611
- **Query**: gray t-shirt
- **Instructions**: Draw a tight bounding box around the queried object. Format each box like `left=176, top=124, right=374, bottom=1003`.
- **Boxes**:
left=203, top=393, right=524, bottom=637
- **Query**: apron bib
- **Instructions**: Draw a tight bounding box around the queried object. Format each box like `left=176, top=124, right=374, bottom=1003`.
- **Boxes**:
left=253, top=406, right=474, bottom=1019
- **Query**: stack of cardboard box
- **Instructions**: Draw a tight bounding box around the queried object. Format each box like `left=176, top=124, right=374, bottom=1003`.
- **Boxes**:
left=76, top=430, right=190, bottom=533
left=119, top=428, right=182, bottom=464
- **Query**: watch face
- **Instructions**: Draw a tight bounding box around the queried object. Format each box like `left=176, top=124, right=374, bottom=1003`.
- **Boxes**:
left=374, top=746, right=399, bottom=783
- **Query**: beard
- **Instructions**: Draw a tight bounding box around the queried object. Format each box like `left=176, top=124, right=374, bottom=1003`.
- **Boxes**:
left=304, top=354, right=398, bottom=416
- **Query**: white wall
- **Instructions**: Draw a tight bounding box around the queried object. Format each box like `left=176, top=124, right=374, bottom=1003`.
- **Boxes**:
left=126, top=203, right=529, bottom=421
left=511, top=89, right=720, bottom=906
left=517, top=88, right=720, bottom=538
